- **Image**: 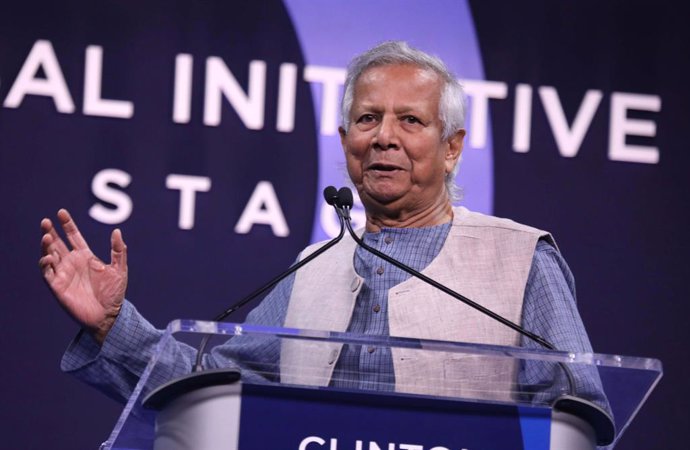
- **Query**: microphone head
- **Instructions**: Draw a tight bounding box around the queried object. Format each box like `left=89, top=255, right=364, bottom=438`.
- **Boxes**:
left=337, top=187, right=354, bottom=208
left=323, top=186, right=339, bottom=205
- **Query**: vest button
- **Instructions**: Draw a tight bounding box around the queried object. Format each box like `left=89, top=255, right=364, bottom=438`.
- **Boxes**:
left=367, top=346, right=376, bottom=354
left=373, top=304, right=381, bottom=313
left=376, top=266, right=384, bottom=275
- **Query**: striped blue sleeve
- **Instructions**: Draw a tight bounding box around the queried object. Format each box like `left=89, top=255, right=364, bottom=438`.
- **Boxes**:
left=61, top=272, right=296, bottom=403
left=519, top=240, right=610, bottom=412
left=61, top=300, right=172, bottom=403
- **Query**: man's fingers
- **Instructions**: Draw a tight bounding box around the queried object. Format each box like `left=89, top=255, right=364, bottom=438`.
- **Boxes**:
left=38, top=254, right=53, bottom=270
left=40, top=233, right=52, bottom=256
left=40, top=218, right=51, bottom=233
left=39, top=255, right=56, bottom=283
left=57, top=209, right=90, bottom=251
left=41, top=218, right=69, bottom=257
left=110, top=228, right=127, bottom=269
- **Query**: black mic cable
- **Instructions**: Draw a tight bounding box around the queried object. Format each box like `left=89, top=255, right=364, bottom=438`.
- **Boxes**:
left=192, top=186, right=346, bottom=372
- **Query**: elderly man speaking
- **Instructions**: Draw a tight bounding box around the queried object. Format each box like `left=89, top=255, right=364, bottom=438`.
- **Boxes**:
left=40, top=42, right=604, bottom=408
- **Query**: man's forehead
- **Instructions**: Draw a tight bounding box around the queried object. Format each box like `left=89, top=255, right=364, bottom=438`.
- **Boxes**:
left=352, top=64, right=442, bottom=108
left=357, top=63, right=440, bottom=85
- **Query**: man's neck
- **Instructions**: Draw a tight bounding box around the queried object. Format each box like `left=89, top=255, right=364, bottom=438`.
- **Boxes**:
left=364, top=200, right=453, bottom=232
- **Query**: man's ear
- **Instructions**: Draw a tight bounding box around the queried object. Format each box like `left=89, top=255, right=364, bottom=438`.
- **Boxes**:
left=339, top=126, right=347, bottom=148
left=445, top=129, right=465, bottom=172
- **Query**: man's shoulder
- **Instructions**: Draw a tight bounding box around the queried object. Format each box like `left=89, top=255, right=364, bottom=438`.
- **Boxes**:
left=453, top=206, right=546, bottom=234
left=452, top=206, right=554, bottom=243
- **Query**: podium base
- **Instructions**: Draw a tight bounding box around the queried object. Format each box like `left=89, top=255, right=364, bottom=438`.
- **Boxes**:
left=144, top=370, right=242, bottom=450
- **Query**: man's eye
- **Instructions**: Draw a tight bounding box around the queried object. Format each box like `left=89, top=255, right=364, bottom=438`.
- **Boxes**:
left=357, top=114, right=376, bottom=123
left=402, top=116, right=421, bottom=124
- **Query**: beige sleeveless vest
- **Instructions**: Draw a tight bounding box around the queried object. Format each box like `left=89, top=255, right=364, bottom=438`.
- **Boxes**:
left=280, top=207, right=552, bottom=400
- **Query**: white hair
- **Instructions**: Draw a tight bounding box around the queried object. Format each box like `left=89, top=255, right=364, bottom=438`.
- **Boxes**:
left=340, top=41, right=466, bottom=200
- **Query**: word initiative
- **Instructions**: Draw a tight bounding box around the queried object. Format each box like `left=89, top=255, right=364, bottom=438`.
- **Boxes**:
left=2, top=39, right=661, bottom=164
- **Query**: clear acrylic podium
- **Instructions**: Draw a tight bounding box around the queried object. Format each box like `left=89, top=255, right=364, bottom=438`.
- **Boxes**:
left=101, top=319, right=662, bottom=450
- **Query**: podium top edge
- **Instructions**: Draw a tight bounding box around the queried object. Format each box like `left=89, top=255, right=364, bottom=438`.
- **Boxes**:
left=163, top=319, right=662, bottom=373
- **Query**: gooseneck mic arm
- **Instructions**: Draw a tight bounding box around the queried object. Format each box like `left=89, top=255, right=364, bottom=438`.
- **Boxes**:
left=192, top=186, right=346, bottom=372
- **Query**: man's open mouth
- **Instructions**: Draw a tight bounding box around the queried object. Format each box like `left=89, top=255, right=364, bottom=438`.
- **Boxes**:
left=368, top=163, right=402, bottom=172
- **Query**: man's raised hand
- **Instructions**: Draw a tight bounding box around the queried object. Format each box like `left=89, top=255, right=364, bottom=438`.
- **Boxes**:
left=39, top=209, right=128, bottom=344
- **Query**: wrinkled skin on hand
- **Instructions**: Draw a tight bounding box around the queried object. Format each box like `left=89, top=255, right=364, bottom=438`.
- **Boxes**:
left=39, top=209, right=128, bottom=344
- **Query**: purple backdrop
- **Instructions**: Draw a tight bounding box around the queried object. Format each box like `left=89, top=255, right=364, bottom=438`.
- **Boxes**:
left=0, top=1, right=687, bottom=448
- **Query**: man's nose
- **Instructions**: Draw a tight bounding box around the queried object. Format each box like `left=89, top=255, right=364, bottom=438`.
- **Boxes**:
left=373, top=116, right=399, bottom=150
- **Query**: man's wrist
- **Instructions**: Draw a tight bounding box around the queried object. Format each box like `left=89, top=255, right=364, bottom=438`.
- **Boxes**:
left=91, top=303, right=123, bottom=345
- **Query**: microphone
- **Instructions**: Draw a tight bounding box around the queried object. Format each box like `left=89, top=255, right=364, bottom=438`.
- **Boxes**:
left=336, top=187, right=353, bottom=218
left=324, top=185, right=340, bottom=206
left=333, top=187, right=614, bottom=444
left=192, top=186, right=347, bottom=372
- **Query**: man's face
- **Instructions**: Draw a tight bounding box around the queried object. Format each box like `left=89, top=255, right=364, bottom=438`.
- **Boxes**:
left=340, top=64, right=463, bottom=218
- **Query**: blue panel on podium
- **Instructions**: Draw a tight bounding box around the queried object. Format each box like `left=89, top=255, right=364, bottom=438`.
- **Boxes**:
left=238, top=383, right=551, bottom=450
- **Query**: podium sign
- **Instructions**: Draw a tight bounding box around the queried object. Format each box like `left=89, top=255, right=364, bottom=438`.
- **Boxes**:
left=101, top=320, right=662, bottom=450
